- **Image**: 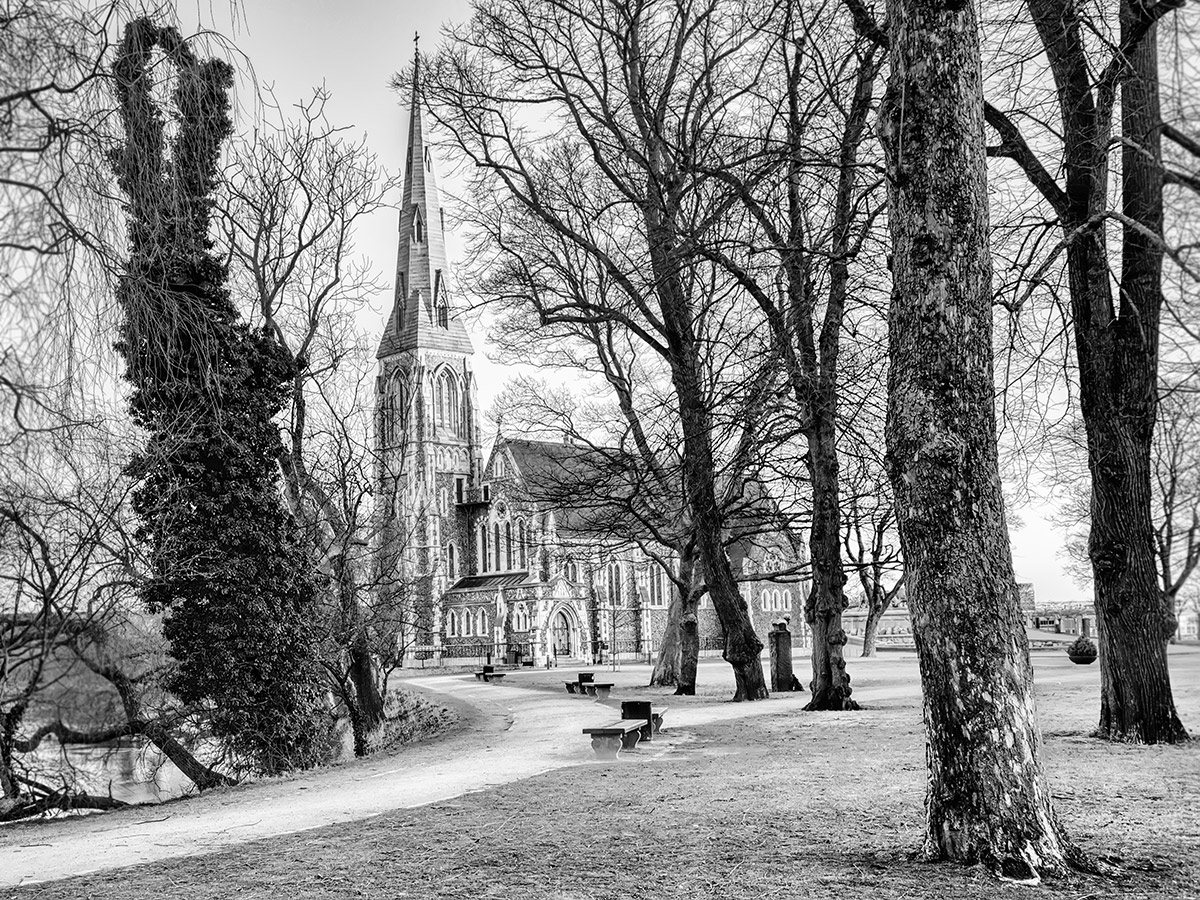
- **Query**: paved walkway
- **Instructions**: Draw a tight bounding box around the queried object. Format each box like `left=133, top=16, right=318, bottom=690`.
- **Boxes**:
left=0, top=671, right=803, bottom=888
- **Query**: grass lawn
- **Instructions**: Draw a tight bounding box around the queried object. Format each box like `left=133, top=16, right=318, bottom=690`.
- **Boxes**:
left=9, top=649, right=1199, bottom=900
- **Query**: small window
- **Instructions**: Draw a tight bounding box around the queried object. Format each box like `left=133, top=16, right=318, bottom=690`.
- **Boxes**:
left=494, top=522, right=502, bottom=571
left=482, top=484, right=491, bottom=502
left=414, top=211, right=424, bottom=243
left=456, top=477, right=465, bottom=504
left=447, top=544, right=457, bottom=580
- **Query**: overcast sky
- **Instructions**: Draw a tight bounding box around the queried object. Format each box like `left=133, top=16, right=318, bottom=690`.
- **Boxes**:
left=181, top=0, right=1090, bottom=608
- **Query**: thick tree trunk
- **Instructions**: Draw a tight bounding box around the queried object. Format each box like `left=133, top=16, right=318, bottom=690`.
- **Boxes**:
left=881, top=0, right=1076, bottom=876
left=805, top=413, right=856, bottom=708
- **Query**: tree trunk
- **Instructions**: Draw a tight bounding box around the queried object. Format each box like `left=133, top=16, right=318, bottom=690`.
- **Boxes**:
left=804, top=412, right=857, bottom=708
left=676, top=546, right=702, bottom=695
left=861, top=601, right=885, bottom=658
left=1085, top=0, right=1187, bottom=745
left=348, top=636, right=384, bottom=752
left=649, top=550, right=687, bottom=687
left=881, top=0, right=1077, bottom=876
left=102, top=665, right=234, bottom=790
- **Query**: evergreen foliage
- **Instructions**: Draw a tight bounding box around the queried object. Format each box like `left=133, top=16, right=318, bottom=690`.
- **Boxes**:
left=109, top=18, right=330, bottom=775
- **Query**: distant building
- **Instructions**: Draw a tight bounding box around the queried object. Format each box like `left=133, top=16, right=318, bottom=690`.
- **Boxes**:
left=1176, top=595, right=1199, bottom=642
left=1021, top=582, right=1096, bottom=639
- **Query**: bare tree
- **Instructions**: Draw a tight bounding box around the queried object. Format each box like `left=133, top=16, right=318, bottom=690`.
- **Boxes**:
left=217, top=90, right=408, bottom=754
left=421, top=0, right=779, bottom=699
left=982, top=0, right=1190, bottom=743
left=1, top=429, right=231, bottom=821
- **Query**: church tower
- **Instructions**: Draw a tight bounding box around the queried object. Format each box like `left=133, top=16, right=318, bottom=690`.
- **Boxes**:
left=376, top=49, right=481, bottom=651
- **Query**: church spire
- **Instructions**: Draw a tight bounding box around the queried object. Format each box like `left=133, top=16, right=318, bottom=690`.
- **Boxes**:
left=377, top=41, right=474, bottom=359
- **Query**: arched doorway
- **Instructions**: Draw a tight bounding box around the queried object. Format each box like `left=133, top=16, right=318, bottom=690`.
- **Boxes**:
left=551, top=608, right=577, bottom=659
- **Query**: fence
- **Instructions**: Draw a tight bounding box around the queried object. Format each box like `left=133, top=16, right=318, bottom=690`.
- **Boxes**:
left=407, top=640, right=536, bottom=668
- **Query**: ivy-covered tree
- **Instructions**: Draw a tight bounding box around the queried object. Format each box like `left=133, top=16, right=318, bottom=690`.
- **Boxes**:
left=109, top=18, right=330, bottom=775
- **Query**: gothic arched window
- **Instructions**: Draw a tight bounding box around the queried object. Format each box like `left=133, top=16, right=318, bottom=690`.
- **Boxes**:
left=517, top=520, right=527, bottom=569
left=383, top=375, right=407, bottom=448
left=494, top=522, right=502, bottom=571
left=447, top=543, right=457, bottom=581
left=414, top=210, right=424, bottom=243
left=480, top=523, right=489, bottom=573
left=435, top=370, right=461, bottom=436
left=505, top=521, right=513, bottom=570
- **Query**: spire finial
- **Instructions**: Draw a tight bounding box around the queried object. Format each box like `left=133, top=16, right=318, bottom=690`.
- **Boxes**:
left=412, top=32, right=421, bottom=94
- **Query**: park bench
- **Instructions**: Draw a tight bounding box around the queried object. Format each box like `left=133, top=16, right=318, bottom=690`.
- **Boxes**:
left=581, top=719, right=647, bottom=759
left=563, top=672, right=595, bottom=695
left=620, top=700, right=667, bottom=742
left=582, top=681, right=615, bottom=701
left=473, top=665, right=506, bottom=683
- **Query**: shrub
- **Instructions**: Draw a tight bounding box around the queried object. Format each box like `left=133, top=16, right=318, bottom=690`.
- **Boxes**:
left=1067, top=635, right=1097, bottom=658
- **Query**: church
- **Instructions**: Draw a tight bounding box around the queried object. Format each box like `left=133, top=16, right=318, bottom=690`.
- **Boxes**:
left=374, top=64, right=810, bottom=668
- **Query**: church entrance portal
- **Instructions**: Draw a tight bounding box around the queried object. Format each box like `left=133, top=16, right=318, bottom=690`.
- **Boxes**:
left=551, top=609, right=576, bottom=659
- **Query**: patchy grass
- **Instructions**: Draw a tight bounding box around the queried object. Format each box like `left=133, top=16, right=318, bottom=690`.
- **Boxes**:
left=10, top=651, right=1199, bottom=900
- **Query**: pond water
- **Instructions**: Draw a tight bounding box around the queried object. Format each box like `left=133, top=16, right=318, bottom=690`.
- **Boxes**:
left=27, top=741, right=193, bottom=807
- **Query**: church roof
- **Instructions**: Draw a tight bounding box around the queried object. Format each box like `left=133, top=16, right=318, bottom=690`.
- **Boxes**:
left=376, top=54, right=474, bottom=360
left=448, top=571, right=534, bottom=592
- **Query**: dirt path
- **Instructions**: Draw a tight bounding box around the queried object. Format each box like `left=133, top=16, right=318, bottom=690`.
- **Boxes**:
left=0, top=670, right=805, bottom=888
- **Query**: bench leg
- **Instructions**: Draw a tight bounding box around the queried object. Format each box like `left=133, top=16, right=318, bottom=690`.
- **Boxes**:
left=593, top=686, right=611, bottom=702
left=590, top=736, right=622, bottom=760
left=637, top=721, right=653, bottom=743
left=619, top=729, right=641, bottom=751
left=583, top=684, right=597, bottom=697
left=474, top=673, right=484, bottom=681
left=565, top=684, right=577, bottom=694
left=652, top=714, right=663, bottom=734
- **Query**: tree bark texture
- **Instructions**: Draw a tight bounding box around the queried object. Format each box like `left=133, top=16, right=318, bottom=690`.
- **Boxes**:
left=804, top=417, right=856, bottom=708
left=650, top=543, right=695, bottom=687
left=881, top=0, right=1076, bottom=876
left=649, top=588, right=682, bottom=687
left=1021, top=0, right=1187, bottom=744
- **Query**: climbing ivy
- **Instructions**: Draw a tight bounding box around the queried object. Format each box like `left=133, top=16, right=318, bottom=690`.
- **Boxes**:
left=110, top=18, right=332, bottom=775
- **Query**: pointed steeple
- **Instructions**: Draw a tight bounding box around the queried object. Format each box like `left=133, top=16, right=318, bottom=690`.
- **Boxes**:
left=377, top=40, right=474, bottom=359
